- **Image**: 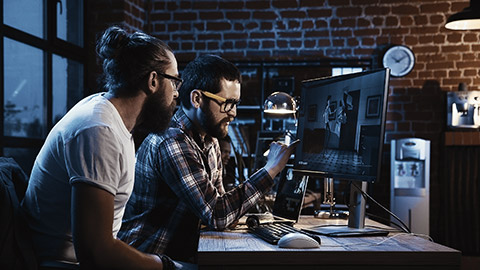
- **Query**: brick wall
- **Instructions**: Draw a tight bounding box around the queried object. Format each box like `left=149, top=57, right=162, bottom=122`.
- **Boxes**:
left=85, top=0, right=480, bottom=249
left=86, top=0, right=148, bottom=94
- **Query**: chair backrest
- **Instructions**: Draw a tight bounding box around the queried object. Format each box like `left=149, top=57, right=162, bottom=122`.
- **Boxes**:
left=0, top=157, right=37, bottom=270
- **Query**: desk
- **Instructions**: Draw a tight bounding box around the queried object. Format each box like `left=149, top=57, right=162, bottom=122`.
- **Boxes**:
left=197, top=216, right=461, bottom=270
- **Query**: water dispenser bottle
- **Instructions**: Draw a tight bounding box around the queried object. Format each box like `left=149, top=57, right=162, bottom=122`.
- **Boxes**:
left=390, top=138, right=430, bottom=235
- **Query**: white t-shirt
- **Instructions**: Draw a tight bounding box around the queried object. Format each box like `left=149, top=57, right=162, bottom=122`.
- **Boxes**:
left=22, top=93, right=135, bottom=264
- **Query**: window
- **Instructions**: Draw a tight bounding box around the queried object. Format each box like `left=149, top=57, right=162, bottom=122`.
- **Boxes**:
left=331, top=67, right=363, bottom=76
left=1, top=0, right=86, bottom=174
left=4, top=0, right=44, bottom=38
left=4, top=38, right=45, bottom=138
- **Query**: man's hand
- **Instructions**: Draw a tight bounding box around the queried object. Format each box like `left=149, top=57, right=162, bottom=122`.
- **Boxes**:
left=264, top=139, right=300, bottom=179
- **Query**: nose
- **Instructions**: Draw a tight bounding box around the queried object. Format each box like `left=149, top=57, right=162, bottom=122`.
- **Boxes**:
left=228, top=106, right=237, bottom=118
left=173, top=88, right=179, bottom=99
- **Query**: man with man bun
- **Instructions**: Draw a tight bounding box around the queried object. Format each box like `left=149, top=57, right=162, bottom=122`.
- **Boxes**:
left=22, top=26, right=180, bottom=270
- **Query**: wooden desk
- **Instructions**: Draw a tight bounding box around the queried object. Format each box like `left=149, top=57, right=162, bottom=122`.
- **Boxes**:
left=197, top=216, right=461, bottom=270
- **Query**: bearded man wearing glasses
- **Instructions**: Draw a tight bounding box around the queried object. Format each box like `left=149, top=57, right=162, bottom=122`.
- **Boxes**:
left=119, top=54, right=299, bottom=263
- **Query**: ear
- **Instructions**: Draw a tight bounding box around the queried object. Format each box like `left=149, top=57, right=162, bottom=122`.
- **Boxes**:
left=145, top=71, right=158, bottom=95
left=190, top=89, right=202, bottom=109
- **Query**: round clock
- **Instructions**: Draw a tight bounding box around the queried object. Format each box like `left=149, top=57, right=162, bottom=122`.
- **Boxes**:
left=382, top=45, right=415, bottom=77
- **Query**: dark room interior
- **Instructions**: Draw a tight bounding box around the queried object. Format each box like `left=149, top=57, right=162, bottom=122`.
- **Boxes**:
left=1, top=0, right=479, bottom=269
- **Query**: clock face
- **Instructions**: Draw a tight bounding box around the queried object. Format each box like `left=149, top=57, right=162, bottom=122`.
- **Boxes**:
left=382, top=45, right=415, bottom=77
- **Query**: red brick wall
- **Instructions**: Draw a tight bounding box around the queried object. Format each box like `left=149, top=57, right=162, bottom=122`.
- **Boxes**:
left=147, top=1, right=479, bottom=85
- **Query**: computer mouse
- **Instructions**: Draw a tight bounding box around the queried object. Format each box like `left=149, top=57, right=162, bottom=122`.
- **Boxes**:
left=277, top=232, right=321, bottom=249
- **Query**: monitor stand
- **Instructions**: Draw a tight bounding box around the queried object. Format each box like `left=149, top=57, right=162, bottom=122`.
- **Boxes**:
left=305, top=181, right=389, bottom=237
left=314, top=178, right=349, bottom=219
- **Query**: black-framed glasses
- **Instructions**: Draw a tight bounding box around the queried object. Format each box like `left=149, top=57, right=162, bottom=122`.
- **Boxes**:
left=159, top=72, right=183, bottom=90
left=198, top=90, right=241, bottom=113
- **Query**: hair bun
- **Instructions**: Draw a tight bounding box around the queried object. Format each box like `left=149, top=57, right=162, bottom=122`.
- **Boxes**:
left=96, top=26, right=130, bottom=60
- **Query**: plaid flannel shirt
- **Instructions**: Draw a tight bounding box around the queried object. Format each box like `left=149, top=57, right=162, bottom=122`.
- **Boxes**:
left=118, top=109, right=273, bottom=261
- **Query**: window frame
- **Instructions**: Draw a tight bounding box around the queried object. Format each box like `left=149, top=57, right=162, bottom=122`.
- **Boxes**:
left=0, top=0, right=87, bottom=154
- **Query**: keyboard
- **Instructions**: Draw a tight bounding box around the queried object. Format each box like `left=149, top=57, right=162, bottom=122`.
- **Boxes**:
left=248, top=222, right=321, bottom=245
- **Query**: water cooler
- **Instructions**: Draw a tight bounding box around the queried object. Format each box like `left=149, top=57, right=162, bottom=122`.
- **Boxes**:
left=390, top=138, right=430, bottom=235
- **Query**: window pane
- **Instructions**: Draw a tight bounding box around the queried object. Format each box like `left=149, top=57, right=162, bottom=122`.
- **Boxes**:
left=52, top=54, right=83, bottom=124
left=4, top=37, right=45, bottom=138
left=332, top=67, right=364, bottom=76
left=57, top=0, right=84, bottom=47
left=4, top=0, right=44, bottom=38
left=3, top=147, right=40, bottom=176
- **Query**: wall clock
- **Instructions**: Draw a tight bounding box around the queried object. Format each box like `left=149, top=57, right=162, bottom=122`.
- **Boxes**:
left=382, top=45, right=415, bottom=77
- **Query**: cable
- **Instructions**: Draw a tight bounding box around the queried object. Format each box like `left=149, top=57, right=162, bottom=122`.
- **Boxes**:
left=320, top=232, right=433, bottom=248
left=410, top=232, right=434, bottom=242
left=366, top=212, right=406, bottom=233
left=350, top=181, right=411, bottom=234
left=351, top=181, right=411, bottom=233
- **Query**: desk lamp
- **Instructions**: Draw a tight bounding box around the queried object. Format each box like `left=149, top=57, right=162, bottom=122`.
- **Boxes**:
left=264, top=91, right=297, bottom=115
left=263, top=91, right=297, bottom=145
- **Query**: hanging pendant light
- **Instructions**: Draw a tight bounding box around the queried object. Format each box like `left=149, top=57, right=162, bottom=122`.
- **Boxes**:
left=445, top=0, right=480, bottom=30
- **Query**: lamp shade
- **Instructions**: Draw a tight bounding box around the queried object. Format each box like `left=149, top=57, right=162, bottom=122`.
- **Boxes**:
left=263, top=91, right=296, bottom=115
left=445, top=0, right=480, bottom=30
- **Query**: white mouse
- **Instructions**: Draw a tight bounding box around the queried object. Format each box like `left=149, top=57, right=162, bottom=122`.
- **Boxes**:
left=277, top=232, right=321, bottom=249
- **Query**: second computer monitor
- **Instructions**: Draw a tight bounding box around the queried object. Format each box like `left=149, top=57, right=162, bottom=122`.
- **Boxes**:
left=294, top=69, right=390, bottom=183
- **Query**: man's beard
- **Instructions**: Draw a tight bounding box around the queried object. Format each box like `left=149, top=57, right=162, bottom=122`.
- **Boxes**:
left=199, top=101, right=230, bottom=139
left=133, top=89, right=176, bottom=147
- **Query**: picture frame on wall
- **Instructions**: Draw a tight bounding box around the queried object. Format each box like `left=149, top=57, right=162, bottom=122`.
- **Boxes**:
left=307, top=104, right=317, bottom=122
left=366, top=95, right=381, bottom=118
left=328, top=101, right=337, bottom=120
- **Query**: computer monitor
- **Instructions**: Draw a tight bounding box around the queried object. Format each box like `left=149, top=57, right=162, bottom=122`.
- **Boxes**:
left=294, top=68, right=390, bottom=236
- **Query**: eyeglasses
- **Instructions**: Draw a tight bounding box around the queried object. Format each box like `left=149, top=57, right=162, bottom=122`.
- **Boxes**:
left=158, top=72, right=183, bottom=90
left=198, top=90, right=241, bottom=113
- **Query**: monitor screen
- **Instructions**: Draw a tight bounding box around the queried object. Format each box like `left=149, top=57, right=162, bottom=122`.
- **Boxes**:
left=294, top=69, right=389, bottom=183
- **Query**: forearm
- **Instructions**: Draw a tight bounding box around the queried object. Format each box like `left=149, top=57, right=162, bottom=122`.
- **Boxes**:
left=78, top=238, right=163, bottom=270
left=263, top=162, right=283, bottom=179
left=204, top=168, right=274, bottom=229
left=71, top=183, right=166, bottom=270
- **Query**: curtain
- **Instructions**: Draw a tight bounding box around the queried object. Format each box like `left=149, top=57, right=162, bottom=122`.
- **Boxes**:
left=440, top=146, right=480, bottom=255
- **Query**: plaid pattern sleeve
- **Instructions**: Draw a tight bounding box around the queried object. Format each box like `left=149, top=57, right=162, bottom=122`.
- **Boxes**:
left=160, top=131, right=273, bottom=230
left=119, top=110, right=274, bottom=258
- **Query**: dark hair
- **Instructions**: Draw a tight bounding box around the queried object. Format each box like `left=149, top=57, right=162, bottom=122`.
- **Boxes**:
left=178, top=54, right=242, bottom=109
left=96, top=26, right=173, bottom=97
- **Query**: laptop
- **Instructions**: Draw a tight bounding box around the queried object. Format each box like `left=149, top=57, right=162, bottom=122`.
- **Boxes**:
left=245, top=167, right=319, bottom=244
left=271, top=166, right=309, bottom=222
left=245, top=165, right=309, bottom=226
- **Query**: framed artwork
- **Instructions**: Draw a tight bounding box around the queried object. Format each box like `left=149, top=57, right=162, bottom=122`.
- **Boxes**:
left=328, top=101, right=337, bottom=120
left=307, top=104, right=317, bottom=121
left=366, top=95, right=381, bottom=118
